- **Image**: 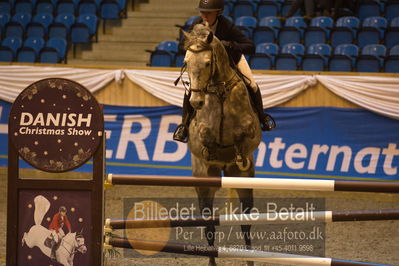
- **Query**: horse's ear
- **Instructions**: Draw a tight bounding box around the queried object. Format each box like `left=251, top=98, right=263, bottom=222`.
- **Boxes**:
left=206, top=31, right=213, bottom=44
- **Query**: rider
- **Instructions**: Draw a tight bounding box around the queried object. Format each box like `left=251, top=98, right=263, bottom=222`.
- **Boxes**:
left=48, top=206, right=72, bottom=260
left=173, top=0, right=275, bottom=143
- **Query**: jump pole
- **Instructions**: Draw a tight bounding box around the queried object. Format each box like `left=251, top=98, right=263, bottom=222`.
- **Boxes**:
left=106, top=174, right=399, bottom=193
left=104, top=236, right=390, bottom=266
left=104, top=209, right=399, bottom=230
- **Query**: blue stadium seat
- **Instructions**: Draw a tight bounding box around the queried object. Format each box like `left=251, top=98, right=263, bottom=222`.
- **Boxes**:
left=100, top=0, right=120, bottom=32
left=35, top=0, right=55, bottom=15
left=234, top=16, right=257, bottom=39
left=357, top=0, right=381, bottom=20
left=253, top=16, right=281, bottom=45
left=275, top=43, right=305, bottom=70
left=156, top=40, right=179, bottom=54
left=256, top=0, right=280, bottom=19
left=32, top=13, right=54, bottom=33
left=148, top=51, right=175, bottom=67
left=14, top=0, right=33, bottom=14
left=330, top=16, right=360, bottom=48
left=357, top=16, right=387, bottom=48
left=249, top=42, right=279, bottom=70
left=232, top=0, right=256, bottom=19
left=384, top=45, right=399, bottom=72
left=39, top=46, right=61, bottom=63
left=1, top=36, right=23, bottom=57
left=56, top=0, right=76, bottom=15
left=0, top=0, right=11, bottom=13
left=147, top=40, right=179, bottom=67
left=78, top=0, right=97, bottom=16
left=385, top=0, right=399, bottom=20
left=46, top=37, right=68, bottom=62
left=70, top=21, right=91, bottom=55
left=304, top=16, right=333, bottom=47
left=385, top=17, right=399, bottom=49
left=25, top=22, right=46, bottom=38
left=48, top=22, right=68, bottom=39
left=24, top=36, right=45, bottom=54
left=278, top=16, right=307, bottom=47
left=329, top=44, right=359, bottom=72
left=16, top=46, right=38, bottom=63
left=302, top=43, right=332, bottom=71
left=11, top=12, right=32, bottom=30
left=0, top=13, right=10, bottom=30
left=4, top=21, right=24, bottom=39
left=0, top=46, right=14, bottom=62
left=76, top=13, right=98, bottom=41
left=54, top=12, right=75, bottom=32
left=356, top=44, right=386, bottom=72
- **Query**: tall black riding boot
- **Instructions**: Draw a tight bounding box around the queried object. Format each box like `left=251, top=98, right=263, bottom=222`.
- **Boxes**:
left=247, top=86, right=276, bottom=131
left=173, top=92, right=194, bottom=143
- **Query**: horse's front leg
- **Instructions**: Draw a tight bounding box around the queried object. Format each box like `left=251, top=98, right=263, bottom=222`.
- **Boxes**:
left=225, top=155, right=255, bottom=266
left=192, top=155, right=220, bottom=266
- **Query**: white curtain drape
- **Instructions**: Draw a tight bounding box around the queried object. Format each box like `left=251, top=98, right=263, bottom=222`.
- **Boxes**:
left=0, top=65, right=398, bottom=119
left=317, top=75, right=399, bottom=119
left=0, top=65, right=123, bottom=103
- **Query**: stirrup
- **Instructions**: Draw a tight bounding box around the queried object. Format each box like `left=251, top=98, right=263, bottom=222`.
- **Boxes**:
left=173, top=124, right=189, bottom=143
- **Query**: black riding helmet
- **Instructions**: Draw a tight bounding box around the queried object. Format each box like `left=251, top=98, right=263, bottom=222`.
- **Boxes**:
left=196, top=0, right=224, bottom=12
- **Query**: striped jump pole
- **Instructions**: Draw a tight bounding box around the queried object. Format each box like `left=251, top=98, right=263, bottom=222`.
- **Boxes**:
left=105, top=174, right=399, bottom=193
left=104, top=209, right=399, bottom=230
left=104, top=236, right=391, bottom=266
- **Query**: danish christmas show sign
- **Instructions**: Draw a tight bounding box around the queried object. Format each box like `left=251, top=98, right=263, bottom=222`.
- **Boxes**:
left=7, top=78, right=105, bottom=266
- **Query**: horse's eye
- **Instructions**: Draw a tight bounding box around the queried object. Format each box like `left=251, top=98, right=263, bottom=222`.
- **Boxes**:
left=205, top=62, right=211, bottom=67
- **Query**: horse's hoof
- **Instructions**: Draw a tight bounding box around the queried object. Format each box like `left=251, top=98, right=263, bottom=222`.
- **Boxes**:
left=208, top=257, right=217, bottom=266
left=246, top=261, right=254, bottom=266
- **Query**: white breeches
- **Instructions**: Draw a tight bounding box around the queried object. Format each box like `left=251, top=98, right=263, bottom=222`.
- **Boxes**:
left=237, top=55, right=257, bottom=91
left=50, top=229, right=65, bottom=242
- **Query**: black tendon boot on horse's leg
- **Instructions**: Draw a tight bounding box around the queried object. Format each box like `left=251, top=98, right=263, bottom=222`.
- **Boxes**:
left=247, top=85, right=276, bottom=131
left=237, top=188, right=254, bottom=266
left=196, top=188, right=217, bottom=266
left=173, top=92, right=194, bottom=143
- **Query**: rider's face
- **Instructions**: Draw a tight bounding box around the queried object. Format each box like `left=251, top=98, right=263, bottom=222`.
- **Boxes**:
left=60, top=211, right=66, bottom=216
left=200, top=11, right=218, bottom=26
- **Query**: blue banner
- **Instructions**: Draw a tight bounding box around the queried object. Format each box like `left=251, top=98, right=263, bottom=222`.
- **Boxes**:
left=1, top=100, right=398, bottom=181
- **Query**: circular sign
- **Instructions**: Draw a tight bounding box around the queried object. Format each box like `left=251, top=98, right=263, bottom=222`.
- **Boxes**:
left=9, top=78, right=104, bottom=173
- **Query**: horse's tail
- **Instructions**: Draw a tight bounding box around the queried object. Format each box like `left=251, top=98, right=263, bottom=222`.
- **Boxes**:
left=34, top=195, right=50, bottom=225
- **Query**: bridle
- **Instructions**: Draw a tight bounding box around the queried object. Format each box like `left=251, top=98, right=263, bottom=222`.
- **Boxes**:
left=59, top=234, right=86, bottom=257
left=174, top=39, right=238, bottom=98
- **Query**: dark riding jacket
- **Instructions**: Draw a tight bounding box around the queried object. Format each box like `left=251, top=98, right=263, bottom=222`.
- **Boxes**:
left=190, top=15, right=255, bottom=65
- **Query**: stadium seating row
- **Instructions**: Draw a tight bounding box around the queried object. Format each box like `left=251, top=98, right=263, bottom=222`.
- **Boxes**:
left=222, top=0, right=399, bottom=21
left=0, top=0, right=126, bottom=18
left=0, top=0, right=126, bottom=63
left=147, top=40, right=399, bottom=73
left=0, top=36, right=67, bottom=63
left=234, top=15, right=399, bottom=49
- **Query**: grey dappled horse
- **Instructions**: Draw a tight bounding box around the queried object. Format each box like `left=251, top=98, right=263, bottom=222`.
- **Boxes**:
left=182, top=23, right=262, bottom=265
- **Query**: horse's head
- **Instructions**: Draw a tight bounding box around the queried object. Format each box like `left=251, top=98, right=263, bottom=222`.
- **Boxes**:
left=183, top=23, right=218, bottom=110
left=74, top=232, right=87, bottom=254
